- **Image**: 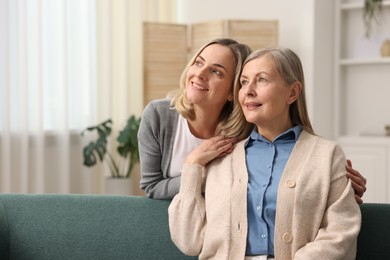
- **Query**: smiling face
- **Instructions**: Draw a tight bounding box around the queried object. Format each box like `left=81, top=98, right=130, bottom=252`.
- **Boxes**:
left=239, top=54, right=300, bottom=137
left=185, top=44, right=235, bottom=110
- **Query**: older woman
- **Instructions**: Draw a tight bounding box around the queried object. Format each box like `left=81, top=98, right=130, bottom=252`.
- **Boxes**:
left=169, top=47, right=361, bottom=260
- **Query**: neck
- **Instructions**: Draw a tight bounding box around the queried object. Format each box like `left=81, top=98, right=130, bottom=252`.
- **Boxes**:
left=188, top=106, right=221, bottom=139
left=257, top=120, right=293, bottom=142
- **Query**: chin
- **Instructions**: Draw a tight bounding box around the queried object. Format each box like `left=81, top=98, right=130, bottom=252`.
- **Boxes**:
left=244, top=116, right=257, bottom=125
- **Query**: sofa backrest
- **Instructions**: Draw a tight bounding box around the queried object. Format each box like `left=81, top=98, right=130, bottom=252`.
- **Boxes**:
left=0, top=194, right=196, bottom=260
left=1, top=194, right=390, bottom=259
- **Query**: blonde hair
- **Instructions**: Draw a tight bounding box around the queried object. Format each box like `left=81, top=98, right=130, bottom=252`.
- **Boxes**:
left=168, top=38, right=253, bottom=141
left=236, top=47, right=315, bottom=135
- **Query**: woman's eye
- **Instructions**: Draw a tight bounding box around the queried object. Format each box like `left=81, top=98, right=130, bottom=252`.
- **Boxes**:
left=194, top=61, right=201, bottom=66
left=213, top=69, right=222, bottom=76
left=240, top=80, right=248, bottom=86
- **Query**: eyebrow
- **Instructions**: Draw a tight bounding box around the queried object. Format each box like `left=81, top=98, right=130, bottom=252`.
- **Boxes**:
left=197, top=55, right=229, bottom=72
left=241, top=71, right=269, bottom=78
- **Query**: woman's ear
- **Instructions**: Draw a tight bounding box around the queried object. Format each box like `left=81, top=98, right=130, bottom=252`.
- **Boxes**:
left=287, top=81, right=302, bottom=105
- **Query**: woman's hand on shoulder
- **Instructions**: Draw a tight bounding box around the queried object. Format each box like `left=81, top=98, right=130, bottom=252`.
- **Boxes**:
left=185, top=135, right=236, bottom=167
left=346, top=159, right=367, bottom=204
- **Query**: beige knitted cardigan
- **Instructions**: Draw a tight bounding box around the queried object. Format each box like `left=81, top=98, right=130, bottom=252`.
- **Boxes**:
left=168, top=131, right=361, bottom=260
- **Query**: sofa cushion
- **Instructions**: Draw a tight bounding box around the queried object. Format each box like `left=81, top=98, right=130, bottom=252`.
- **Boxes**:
left=0, top=194, right=196, bottom=260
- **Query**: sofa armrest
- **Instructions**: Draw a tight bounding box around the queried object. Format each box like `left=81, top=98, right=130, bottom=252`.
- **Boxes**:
left=0, top=199, right=10, bottom=259
left=357, top=203, right=390, bottom=260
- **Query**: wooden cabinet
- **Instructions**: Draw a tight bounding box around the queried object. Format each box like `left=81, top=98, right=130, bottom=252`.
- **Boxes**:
left=334, top=0, right=390, bottom=202
left=143, top=20, right=278, bottom=106
left=189, top=20, right=278, bottom=57
left=143, top=23, right=188, bottom=106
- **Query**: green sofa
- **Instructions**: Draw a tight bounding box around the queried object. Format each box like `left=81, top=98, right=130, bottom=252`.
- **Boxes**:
left=0, top=194, right=389, bottom=260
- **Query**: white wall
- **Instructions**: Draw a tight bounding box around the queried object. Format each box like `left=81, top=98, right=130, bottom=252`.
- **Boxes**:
left=177, top=0, right=335, bottom=138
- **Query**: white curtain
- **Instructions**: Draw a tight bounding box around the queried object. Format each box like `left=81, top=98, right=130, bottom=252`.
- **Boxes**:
left=95, top=0, right=178, bottom=195
left=0, top=0, right=99, bottom=193
left=0, top=0, right=177, bottom=194
left=95, top=0, right=178, bottom=122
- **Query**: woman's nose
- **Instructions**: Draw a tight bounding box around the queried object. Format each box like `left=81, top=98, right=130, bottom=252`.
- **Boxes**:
left=195, top=67, right=208, bottom=81
left=244, top=82, right=256, bottom=96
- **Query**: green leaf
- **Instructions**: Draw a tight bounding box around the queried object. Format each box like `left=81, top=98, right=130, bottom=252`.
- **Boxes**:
left=81, top=119, right=112, bottom=168
left=117, top=115, right=141, bottom=161
left=363, top=0, right=383, bottom=38
left=81, top=116, right=141, bottom=178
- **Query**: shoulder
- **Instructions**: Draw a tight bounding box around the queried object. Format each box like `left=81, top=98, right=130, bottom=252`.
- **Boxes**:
left=142, top=98, right=178, bottom=121
left=140, top=98, right=179, bottom=137
left=146, top=98, right=171, bottom=109
left=296, top=130, right=345, bottom=161
left=210, top=138, right=248, bottom=168
left=144, top=98, right=172, bottom=113
left=298, top=131, right=339, bottom=148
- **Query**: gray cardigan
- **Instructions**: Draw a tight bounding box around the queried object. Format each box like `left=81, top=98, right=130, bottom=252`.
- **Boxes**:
left=138, top=99, right=181, bottom=199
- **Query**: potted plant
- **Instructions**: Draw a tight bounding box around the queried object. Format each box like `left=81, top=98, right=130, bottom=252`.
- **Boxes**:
left=363, top=0, right=383, bottom=37
left=81, top=115, right=141, bottom=179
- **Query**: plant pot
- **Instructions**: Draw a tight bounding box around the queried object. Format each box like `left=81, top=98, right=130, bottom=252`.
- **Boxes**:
left=104, top=177, right=134, bottom=195
left=381, top=39, right=390, bottom=57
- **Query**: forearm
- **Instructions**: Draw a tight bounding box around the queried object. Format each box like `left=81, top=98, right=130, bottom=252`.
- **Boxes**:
left=138, top=109, right=179, bottom=199
left=138, top=141, right=180, bottom=199
left=294, top=179, right=361, bottom=260
left=168, top=164, right=206, bottom=256
left=140, top=171, right=180, bottom=199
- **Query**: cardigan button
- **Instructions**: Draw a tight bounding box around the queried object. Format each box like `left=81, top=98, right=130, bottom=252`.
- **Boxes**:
left=282, top=232, right=293, bottom=243
left=286, top=180, right=296, bottom=188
